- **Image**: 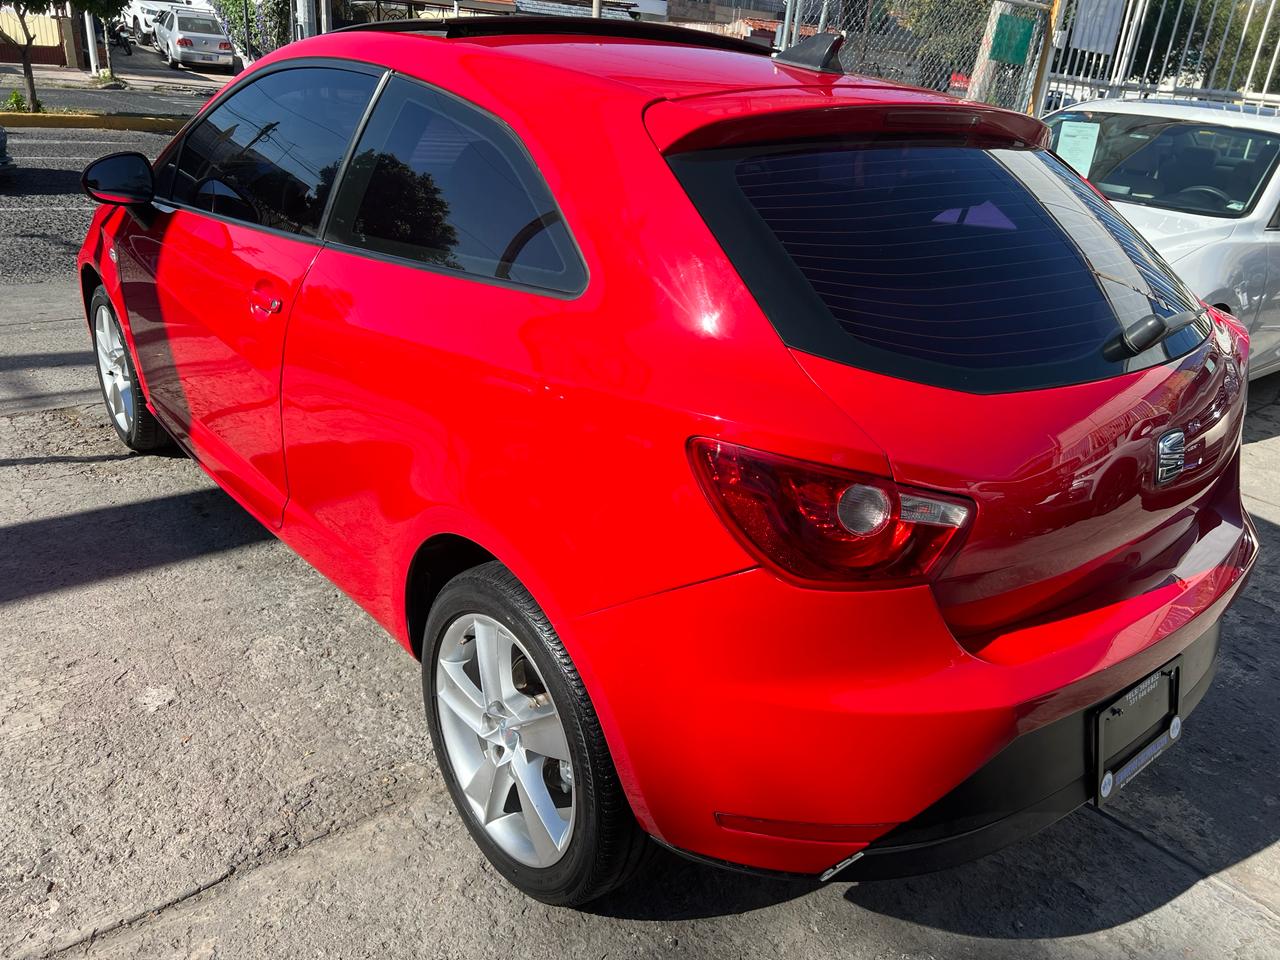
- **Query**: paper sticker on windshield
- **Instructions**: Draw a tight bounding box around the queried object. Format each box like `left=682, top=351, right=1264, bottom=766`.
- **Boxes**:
left=1056, top=121, right=1102, bottom=178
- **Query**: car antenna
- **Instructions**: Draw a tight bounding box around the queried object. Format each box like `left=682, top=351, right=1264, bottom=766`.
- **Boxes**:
left=774, top=31, right=845, bottom=74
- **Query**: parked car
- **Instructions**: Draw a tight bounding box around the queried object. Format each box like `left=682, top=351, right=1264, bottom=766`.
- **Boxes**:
left=1046, top=98, right=1280, bottom=379
left=124, top=0, right=182, bottom=44
left=0, top=125, right=14, bottom=177
left=152, top=7, right=233, bottom=70
left=78, top=18, right=1258, bottom=906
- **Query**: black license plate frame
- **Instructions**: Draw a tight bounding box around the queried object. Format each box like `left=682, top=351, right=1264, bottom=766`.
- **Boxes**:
left=1093, top=655, right=1184, bottom=806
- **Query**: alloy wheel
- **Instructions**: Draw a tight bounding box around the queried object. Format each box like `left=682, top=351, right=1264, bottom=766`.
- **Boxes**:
left=94, top=305, right=134, bottom=435
left=435, top=613, right=575, bottom=868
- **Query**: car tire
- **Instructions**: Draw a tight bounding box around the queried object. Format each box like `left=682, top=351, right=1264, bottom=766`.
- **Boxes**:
left=423, top=562, right=651, bottom=906
left=89, top=287, right=170, bottom=453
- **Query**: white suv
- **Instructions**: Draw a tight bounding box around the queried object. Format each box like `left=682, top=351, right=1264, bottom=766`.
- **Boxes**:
left=124, top=0, right=197, bottom=44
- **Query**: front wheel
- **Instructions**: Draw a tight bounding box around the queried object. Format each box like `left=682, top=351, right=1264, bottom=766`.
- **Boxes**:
left=90, top=287, right=169, bottom=452
left=423, top=562, right=650, bottom=905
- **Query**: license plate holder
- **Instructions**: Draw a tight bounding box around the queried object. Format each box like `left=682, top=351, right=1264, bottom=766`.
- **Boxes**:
left=1093, top=656, right=1184, bottom=805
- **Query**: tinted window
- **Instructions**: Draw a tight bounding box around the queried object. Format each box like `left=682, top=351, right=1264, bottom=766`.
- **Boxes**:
left=178, top=15, right=222, bottom=33
left=172, top=67, right=378, bottom=236
left=671, top=139, right=1209, bottom=393
left=1047, top=111, right=1280, bottom=218
left=327, top=75, right=585, bottom=294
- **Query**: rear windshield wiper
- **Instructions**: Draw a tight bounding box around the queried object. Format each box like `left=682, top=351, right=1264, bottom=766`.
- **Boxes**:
left=1102, top=306, right=1209, bottom=361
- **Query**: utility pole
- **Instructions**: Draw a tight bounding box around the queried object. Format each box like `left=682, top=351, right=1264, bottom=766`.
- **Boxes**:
left=83, top=12, right=100, bottom=75
left=592, top=0, right=601, bottom=16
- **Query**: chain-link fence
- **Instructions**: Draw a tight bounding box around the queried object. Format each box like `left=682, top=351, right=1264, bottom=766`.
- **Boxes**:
left=776, top=0, right=1054, bottom=110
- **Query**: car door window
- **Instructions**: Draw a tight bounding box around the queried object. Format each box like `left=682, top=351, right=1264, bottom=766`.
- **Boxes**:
left=171, top=66, right=379, bottom=236
left=326, top=75, right=586, bottom=294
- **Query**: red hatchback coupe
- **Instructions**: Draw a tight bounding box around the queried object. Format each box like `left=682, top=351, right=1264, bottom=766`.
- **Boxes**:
left=78, top=18, right=1258, bottom=905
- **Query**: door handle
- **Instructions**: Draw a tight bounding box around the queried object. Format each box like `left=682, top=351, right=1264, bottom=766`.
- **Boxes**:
left=250, top=289, right=282, bottom=315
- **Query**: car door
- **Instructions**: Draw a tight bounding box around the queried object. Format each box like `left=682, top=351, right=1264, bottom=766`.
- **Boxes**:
left=279, top=74, right=587, bottom=616
left=112, top=63, right=381, bottom=525
left=154, top=11, right=170, bottom=50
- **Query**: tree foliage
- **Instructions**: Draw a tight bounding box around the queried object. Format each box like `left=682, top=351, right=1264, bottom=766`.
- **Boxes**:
left=210, top=0, right=291, bottom=62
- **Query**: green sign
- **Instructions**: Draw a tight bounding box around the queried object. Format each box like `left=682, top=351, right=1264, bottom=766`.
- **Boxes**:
left=990, top=13, right=1035, bottom=66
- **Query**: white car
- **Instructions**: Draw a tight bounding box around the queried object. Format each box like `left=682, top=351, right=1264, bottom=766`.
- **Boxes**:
left=153, top=7, right=234, bottom=71
left=1046, top=98, right=1280, bottom=380
left=124, top=0, right=184, bottom=44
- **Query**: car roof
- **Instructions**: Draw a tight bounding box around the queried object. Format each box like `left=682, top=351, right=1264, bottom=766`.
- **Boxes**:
left=288, top=22, right=929, bottom=105
left=1052, top=97, right=1280, bottom=133
left=264, top=23, right=1046, bottom=151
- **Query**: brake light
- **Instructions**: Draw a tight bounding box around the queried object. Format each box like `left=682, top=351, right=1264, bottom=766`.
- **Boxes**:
left=176, top=36, right=192, bottom=46
left=219, top=41, right=231, bottom=50
left=689, top=439, right=972, bottom=587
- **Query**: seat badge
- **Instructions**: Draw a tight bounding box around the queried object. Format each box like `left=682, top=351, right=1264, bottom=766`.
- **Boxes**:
left=1156, top=430, right=1185, bottom=485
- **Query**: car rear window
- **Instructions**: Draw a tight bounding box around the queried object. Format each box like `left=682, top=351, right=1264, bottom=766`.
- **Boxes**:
left=670, top=138, right=1210, bottom=393
left=178, top=16, right=221, bottom=33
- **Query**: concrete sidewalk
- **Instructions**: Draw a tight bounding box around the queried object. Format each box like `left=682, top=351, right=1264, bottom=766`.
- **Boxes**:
left=0, top=55, right=223, bottom=97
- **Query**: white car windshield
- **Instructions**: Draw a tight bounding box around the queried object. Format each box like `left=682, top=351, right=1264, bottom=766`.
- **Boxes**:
left=1047, top=111, right=1280, bottom=219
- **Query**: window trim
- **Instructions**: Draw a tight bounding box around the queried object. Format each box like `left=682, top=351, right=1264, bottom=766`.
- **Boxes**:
left=154, top=57, right=390, bottom=247
left=321, top=71, right=590, bottom=301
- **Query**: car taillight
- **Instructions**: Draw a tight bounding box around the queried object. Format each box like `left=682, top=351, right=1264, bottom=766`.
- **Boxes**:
left=218, top=41, right=231, bottom=50
left=176, top=36, right=192, bottom=46
left=689, top=439, right=973, bottom=588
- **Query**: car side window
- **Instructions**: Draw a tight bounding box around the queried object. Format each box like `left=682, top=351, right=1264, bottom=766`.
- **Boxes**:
left=327, top=75, right=586, bottom=295
left=171, top=66, right=379, bottom=236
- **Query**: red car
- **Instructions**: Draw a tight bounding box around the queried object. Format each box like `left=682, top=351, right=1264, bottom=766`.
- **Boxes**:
left=78, top=18, right=1257, bottom=906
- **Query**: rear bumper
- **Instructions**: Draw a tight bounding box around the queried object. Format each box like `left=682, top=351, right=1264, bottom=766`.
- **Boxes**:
left=836, top=612, right=1222, bottom=880
left=175, top=50, right=232, bottom=66
left=572, top=506, right=1257, bottom=878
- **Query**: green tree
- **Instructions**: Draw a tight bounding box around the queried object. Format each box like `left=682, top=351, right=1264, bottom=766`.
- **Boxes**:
left=209, top=0, right=291, bottom=63
left=0, top=0, right=55, bottom=111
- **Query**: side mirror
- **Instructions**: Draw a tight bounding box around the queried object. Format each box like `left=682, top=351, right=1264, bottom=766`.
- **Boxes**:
left=82, top=152, right=154, bottom=206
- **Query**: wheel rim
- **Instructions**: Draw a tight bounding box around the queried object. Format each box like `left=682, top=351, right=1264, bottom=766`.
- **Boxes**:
left=435, top=614, right=575, bottom=868
left=93, top=305, right=134, bottom=434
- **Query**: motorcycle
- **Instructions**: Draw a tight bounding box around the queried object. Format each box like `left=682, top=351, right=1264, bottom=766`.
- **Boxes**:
left=106, top=19, right=132, bottom=55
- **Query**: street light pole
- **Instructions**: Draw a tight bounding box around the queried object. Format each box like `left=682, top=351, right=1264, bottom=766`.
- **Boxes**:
left=83, top=11, right=100, bottom=75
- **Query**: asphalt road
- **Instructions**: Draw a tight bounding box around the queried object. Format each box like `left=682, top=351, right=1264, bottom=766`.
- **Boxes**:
left=1, top=137, right=1279, bottom=958
left=0, top=128, right=171, bottom=285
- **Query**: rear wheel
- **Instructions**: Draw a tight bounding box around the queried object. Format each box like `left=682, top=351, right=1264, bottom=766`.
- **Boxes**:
left=423, top=562, right=650, bottom=905
left=90, top=287, right=169, bottom=452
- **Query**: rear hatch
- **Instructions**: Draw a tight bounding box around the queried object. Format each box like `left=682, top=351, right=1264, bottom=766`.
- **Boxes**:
left=669, top=115, right=1249, bottom=640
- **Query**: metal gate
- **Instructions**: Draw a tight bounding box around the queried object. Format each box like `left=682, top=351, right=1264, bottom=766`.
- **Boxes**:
left=1046, top=0, right=1280, bottom=112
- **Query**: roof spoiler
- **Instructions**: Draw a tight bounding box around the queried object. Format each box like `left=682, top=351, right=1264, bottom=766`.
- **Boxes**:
left=646, top=98, right=1051, bottom=154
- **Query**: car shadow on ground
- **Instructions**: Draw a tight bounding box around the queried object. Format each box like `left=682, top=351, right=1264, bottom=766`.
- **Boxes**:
left=0, top=485, right=271, bottom=605
left=2, top=167, right=86, bottom=198
left=1243, top=370, right=1280, bottom=444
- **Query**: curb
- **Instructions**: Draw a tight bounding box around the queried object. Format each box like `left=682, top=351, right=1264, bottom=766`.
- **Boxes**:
left=0, top=112, right=187, bottom=133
